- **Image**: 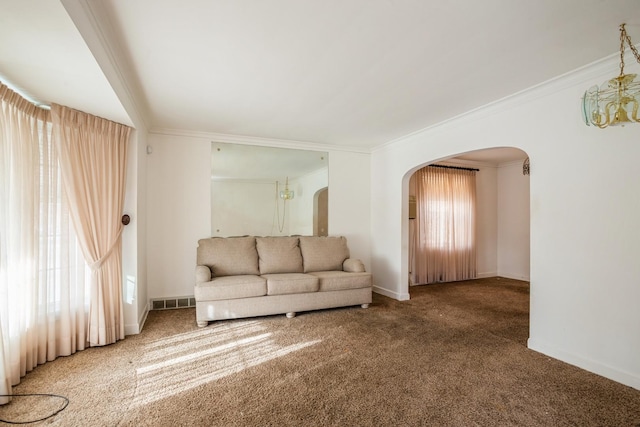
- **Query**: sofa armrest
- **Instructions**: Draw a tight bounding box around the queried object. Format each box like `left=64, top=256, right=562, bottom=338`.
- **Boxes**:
left=343, top=259, right=366, bottom=273
left=195, top=265, right=212, bottom=283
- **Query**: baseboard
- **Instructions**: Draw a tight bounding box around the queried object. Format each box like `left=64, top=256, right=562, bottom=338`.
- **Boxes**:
left=528, top=337, right=640, bottom=391
left=479, top=271, right=531, bottom=281
left=138, top=303, right=149, bottom=332
left=497, top=272, right=530, bottom=281
left=373, top=285, right=410, bottom=301
left=477, top=271, right=498, bottom=278
left=124, top=302, right=149, bottom=336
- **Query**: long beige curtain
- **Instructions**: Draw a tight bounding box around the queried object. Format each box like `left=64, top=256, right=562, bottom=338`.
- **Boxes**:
left=0, top=85, right=90, bottom=403
left=51, top=104, right=130, bottom=346
left=411, top=166, right=477, bottom=285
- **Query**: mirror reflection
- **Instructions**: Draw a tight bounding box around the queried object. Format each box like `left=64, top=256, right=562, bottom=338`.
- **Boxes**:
left=211, top=142, right=328, bottom=237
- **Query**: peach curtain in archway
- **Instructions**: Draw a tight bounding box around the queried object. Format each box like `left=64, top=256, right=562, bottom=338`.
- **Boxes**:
left=51, top=104, right=130, bottom=346
left=411, top=166, right=477, bottom=285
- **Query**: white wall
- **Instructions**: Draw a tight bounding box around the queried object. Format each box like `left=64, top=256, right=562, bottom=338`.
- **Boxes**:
left=121, top=129, right=150, bottom=335
left=371, top=61, right=640, bottom=389
left=121, top=131, right=138, bottom=334
left=497, top=161, right=530, bottom=280
left=146, top=133, right=371, bottom=300
left=135, top=130, right=149, bottom=331
left=475, top=165, right=498, bottom=278
left=329, top=151, right=371, bottom=272
left=146, top=133, right=211, bottom=299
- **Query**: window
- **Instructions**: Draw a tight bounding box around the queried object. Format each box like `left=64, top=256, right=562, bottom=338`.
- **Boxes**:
left=410, top=165, right=477, bottom=284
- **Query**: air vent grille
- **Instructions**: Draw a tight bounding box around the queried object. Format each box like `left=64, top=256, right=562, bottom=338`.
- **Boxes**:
left=151, top=296, right=196, bottom=310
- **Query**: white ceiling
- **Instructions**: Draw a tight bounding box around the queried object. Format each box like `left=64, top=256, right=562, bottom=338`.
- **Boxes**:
left=2, top=0, right=640, bottom=152
left=455, top=147, right=527, bottom=165
left=0, top=0, right=132, bottom=126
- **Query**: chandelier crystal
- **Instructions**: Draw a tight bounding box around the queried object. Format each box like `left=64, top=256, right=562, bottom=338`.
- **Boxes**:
left=582, top=24, right=640, bottom=128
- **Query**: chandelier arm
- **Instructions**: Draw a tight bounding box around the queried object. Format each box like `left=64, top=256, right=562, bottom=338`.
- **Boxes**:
left=631, top=100, right=640, bottom=122
left=605, top=100, right=618, bottom=127
left=596, top=106, right=608, bottom=127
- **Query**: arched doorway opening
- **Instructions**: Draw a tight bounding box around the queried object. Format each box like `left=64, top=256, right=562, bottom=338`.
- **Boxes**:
left=405, top=147, right=530, bottom=313
left=313, top=187, right=328, bottom=236
left=406, top=147, right=530, bottom=289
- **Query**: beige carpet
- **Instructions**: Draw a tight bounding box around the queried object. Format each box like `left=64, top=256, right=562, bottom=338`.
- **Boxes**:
left=1, top=277, right=639, bottom=426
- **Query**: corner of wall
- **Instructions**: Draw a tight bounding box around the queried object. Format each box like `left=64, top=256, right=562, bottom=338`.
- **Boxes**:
left=125, top=301, right=149, bottom=336
left=477, top=271, right=498, bottom=279
left=528, top=338, right=640, bottom=391
left=373, top=285, right=410, bottom=301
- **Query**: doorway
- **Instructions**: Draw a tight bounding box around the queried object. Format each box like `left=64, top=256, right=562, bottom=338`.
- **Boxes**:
left=314, top=187, right=328, bottom=236
left=408, top=147, right=530, bottom=290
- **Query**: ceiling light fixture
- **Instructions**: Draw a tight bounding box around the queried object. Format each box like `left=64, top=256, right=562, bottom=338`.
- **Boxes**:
left=582, top=23, right=640, bottom=128
left=522, top=157, right=530, bottom=176
left=279, top=177, right=294, bottom=200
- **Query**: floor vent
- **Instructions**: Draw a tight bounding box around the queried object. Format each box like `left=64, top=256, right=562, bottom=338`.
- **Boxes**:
left=151, top=296, right=196, bottom=310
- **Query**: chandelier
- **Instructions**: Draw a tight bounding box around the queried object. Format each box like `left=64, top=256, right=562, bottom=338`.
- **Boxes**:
left=275, top=177, right=294, bottom=233
left=279, top=177, right=294, bottom=200
left=582, top=23, right=640, bottom=128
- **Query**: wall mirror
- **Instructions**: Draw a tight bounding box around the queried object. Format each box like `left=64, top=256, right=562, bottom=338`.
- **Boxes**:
left=211, top=142, right=328, bottom=237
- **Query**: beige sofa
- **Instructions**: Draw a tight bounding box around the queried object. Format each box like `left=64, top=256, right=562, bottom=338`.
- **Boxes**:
left=195, top=235, right=372, bottom=327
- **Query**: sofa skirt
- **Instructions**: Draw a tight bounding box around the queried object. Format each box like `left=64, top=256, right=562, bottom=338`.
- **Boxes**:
left=196, top=287, right=372, bottom=325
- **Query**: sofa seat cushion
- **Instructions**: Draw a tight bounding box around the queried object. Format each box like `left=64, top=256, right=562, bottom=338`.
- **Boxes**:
left=195, top=275, right=266, bottom=301
left=256, top=237, right=303, bottom=274
left=309, top=271, right=372, bottom=292
left=197, top=236, right=259, bottom=277
left=299, top=236, right=350, bottom=273
left=262, top=273, right=319, bottom=296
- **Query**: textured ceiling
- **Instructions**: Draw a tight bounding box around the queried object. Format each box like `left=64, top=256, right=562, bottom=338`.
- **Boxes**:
left=2, top=0, right=640, bottom=151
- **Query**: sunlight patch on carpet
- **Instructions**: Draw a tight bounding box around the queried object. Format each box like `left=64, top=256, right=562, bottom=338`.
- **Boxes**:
left=131, top=320, right=321, bottom=407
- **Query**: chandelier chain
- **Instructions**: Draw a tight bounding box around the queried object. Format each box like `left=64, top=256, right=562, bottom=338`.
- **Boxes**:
left=619, top=23, right=640, bottom=76
left=624, top=33, right=640, bottom=65
left=620, top=24, right=626, bottom=75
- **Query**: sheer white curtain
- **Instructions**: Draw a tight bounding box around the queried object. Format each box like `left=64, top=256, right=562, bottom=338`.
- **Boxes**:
left=411, top=165, right=477, bottom=285
left=51, top=104, right=130, bottom=346
left=0, top=84, right=89, bottom=403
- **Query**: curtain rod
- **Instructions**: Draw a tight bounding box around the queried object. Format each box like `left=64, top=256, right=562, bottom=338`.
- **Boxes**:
left=0, top=78, right=50, bottom=110
left=428, top=164, right=479, bottom=172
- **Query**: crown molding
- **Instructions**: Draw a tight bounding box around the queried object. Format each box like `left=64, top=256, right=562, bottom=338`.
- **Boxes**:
left=61, top=0, right=150, bottom=130
left=150, top=127, right=372, bottom=154
left=374, top=48, right=638, bottom=152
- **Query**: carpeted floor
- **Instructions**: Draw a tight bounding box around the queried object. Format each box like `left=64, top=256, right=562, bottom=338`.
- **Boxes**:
left=1, top=277, right=639, bottom=426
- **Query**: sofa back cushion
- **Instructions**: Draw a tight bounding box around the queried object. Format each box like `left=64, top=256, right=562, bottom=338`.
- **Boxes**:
left=256, top=236, right=304, bottom=274
left=299, top=236, right=350, bottom=273
left=197, top=236, right=259, bottom=277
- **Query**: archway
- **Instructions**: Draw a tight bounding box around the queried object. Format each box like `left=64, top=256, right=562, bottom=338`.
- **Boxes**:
left=313, top=187, right=328, bottom=236
left=405, top=147, right=530, bottom=292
